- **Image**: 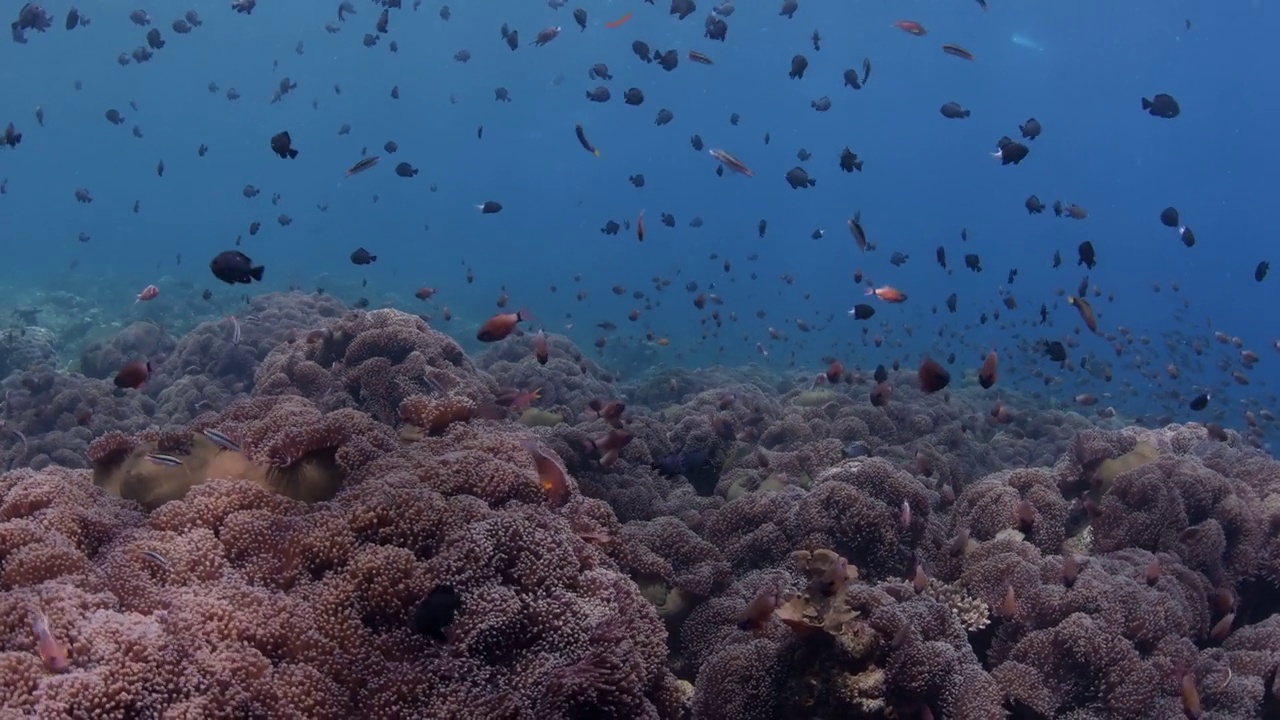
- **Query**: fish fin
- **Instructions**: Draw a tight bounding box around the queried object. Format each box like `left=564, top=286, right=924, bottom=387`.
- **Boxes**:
left=287, top=148, right=298, bottom=158
left=1141, top=97, right=1152, bottom=110
left=250, top=265, right=264, bottom=281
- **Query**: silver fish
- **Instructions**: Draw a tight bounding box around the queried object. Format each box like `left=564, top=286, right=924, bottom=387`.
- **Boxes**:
left=139, top=549, right=169, bottom=568
left=145, top=453, right=183, bottom=467
left=201, top=428, right=242, bottom=453
left=229, top=315, right=242, bottom=345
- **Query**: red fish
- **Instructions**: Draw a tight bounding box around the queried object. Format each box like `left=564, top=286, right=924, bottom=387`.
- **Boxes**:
left=135, top=284, right=159, bottom=302
left=892, top=20, right=926, bottom=35
left=477, top=310, right=526, bottom=342
left=604, top=11, right=631, bottom=28
left=978, top=349, right=998, bottom=389
left=414, top=287, right=436, bottom=300
left=114, top=360, right=152, bottom=389
left=866, top=285, right=907, bottom=303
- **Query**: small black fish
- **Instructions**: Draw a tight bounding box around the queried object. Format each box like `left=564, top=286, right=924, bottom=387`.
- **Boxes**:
left=395, top=161, right=418, bottom=177
left=477, top=201, right=503, bottom=214
left=785, top=167, right=815, bottom=189
left=210, top=250, right=264, bottom=284
left=1025, top=195, right=1045, bottom=214
left=1188, top=392, right=1209, bottom=412
left=1160, top=206, right=1179, bottom=227
left=623, top=88, right=645, bottom=105
left=573, top=8, right=586, bottom=30
left=940, top=102, right=970, bottom=119
left=849, top=303, right=875, bottom=320
left=1044, top=341, right=1067, bottom=362
left=412, top=585, right=460, bottom=642
left=838, top=147, right=862, bottom=173
left=1256, top=260, right=1269, bottom=283
left=1019, top=117, right=1041, bottom=140
left=1077, top=241, right=1097, bottom=269
left=350, top=247, right=377, bottom=265
left=994, top=136, right=1028, bottom=165
left=270, top=131, right=298, bottom=159
left=788, top=54, right=808, bottom=79
left=1142, top=93, right=1180, bottom=119
left=964, top=254, right=982, bottom=272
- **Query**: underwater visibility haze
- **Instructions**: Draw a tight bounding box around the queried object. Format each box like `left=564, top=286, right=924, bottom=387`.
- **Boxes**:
left=0, top=0, right=1279, bottom=718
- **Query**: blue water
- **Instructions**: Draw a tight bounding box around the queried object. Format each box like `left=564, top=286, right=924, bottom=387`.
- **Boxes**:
left=2, top=0, right=1276, bottom=446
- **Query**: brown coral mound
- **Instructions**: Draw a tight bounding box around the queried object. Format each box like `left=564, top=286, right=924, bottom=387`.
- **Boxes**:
left=254, top=308, right=496, bottom=423
left=85, top=395, right=400, bottom=508
left=0, top=425, right=682, bottom=717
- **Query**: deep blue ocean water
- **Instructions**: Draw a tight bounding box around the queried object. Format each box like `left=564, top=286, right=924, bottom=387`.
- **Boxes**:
left=1, top=0, right=1276, bottom=447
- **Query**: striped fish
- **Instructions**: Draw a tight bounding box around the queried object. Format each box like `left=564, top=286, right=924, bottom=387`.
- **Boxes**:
left=229, top=315, right=242, bottom=345
left=201, top=428, right=242, bottom=453
left=139, top=550, right=169, bottom=568
left=145, top=453, right=183, bottom=467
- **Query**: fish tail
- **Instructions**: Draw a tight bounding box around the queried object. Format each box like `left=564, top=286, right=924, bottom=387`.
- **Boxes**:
left=250, top=265, right=264, bottom=281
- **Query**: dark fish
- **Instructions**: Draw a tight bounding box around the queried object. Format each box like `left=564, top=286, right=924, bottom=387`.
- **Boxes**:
left=941, top=43, right=974, bottom=61
left=838, top=147, right=863, bottom=173
left=1188, top=392, right=1209, bottom=412
left=623, top=88, right=644, bottom=105
left=588, top=63, right=612, bottom=80
left=1044, top=341, right=1067, bottom=362
left=785, top=167, right=815, bottom=189
left=586, top=86, right=611, bottom=102
left=788, top=54, right=808, bottom=79
left=655, top=108, right=674, bottom=125
left=690, top=134, right=704, bottom=151
left=779, top=0, right=798, bottom=19
left=811, top=96, right=830, bottom=112
left=573, top=8, right=586, bottom=30
left=1078, top=241, right=1097, bottom=269
left=1142, top=93, right=1180, bottom=119
left=270, top=131, right=298, bottom=159
left=631, top=40, right=651, bottom=62
left=345, top=156, right=379, bottom=176
left=940, top=102, right=970, bottom=119
left=1160, top=207, right=1179, bottom=227
left=935, top=246, right=947, bottom=269
left=1179, top=226, right=1195, bottom=247
left=1025, top=195, right=1045, bottom=214
left=1256, top=261, right=1269, bottom=282
left=994, top=136, right=1028, bottom=165
left=629, top=174, right=644, bottom=188
left=394, top=162, right=418, bottom=177
left=848, top=304, right=875, bottom=320
left=964, top=254, right=982, bottom=272
left=412, top=585, right=460, bottom=642
left=350, top=247, right=377, bottom=265
left=210, top=250, right=265, bottom=284
left=477, top=201, right=503, bottom=214
left=842, top=68, right=862, bottom=89
left=1019, top=117, right=1041, bottom=140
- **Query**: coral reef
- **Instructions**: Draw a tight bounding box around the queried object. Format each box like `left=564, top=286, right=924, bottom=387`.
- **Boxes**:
left=0, top=302, right=1278, bottom=719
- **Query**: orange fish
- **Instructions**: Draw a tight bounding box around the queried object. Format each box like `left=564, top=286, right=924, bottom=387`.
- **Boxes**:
left=521, top=439, right=569, bottom=506
left=892, top=20, right=926, bottom=35
left=477, top=310, right=526, bottom=342
left=414, top=287, right=436, bottom=300
left=865, top=285, right=907, bottom=303
left=636, top=209, right=645, bottom=241
left=605, top=11, right=631, bottom=28
left=1067, top=296, right=1099, bottom=334
left=978, top=349, right=998, bottom=389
